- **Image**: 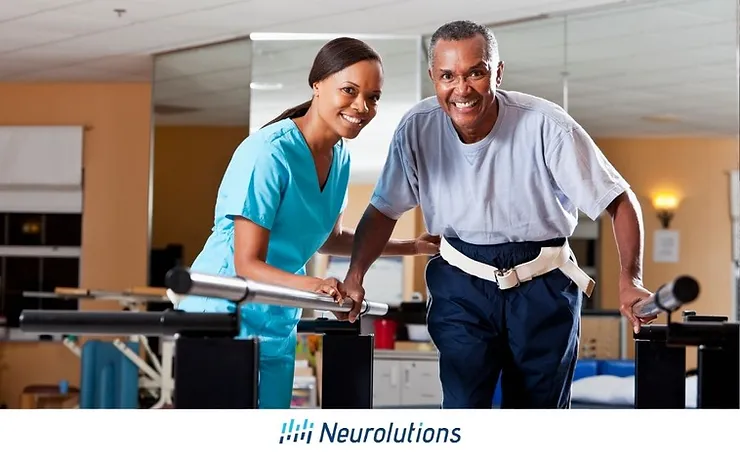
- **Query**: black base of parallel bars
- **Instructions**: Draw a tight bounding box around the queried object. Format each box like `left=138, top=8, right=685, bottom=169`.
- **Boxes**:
left=174, top=334, right=260, bottom=409
left=18, top=309, right=376, bottom=409
left=634, top=314, right=739, bottom=409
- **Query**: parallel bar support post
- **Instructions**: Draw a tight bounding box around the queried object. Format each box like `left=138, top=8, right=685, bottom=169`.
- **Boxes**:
left=321, top=334, right=375, bottom=409
left=634, top=339, right=685, bottom=408
left=174, top=335, right=259, bottom=409
left=698, top=344, right=740, bottom=409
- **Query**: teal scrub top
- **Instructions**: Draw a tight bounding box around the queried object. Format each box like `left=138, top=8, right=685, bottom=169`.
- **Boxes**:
left=177, top=118, right=351, bottom=326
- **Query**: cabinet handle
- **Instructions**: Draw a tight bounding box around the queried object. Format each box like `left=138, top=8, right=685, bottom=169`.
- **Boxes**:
left=404, top=368, right=410, bottom=387
left=390, top=365, right=398, bottom=387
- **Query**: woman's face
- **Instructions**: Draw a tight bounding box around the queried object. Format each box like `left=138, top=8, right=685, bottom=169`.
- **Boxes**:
left=314, top=59, right=383, bottom=139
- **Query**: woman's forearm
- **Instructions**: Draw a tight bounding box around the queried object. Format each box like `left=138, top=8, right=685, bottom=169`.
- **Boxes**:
left=235, top=258, right=321, bottom=292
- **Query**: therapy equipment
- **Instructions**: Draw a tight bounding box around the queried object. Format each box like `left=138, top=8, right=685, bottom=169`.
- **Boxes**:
left=22, top=286, right=175, bottom=408
left=633, top=275, right=739, bottom=409
left=19, top=266, right=388, bottom=409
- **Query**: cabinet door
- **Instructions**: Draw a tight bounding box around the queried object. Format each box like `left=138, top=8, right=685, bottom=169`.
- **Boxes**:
left=373, top=360, right=401, bottom=407
left=400, top=360, right=442, bottom=407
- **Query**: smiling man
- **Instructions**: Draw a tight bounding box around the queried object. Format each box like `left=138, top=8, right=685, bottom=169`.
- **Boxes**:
left=342, top=20, right=652, bottom=409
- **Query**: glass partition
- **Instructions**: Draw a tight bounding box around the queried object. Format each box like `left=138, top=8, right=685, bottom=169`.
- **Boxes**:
left=149, top=38, right=252, bottom=288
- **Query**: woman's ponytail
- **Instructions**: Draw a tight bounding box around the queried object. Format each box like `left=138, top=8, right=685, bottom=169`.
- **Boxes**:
left=261, top=99, right=312, bottom=129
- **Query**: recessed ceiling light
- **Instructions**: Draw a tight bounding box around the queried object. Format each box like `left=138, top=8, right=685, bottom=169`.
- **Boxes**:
left=250, top=82, right=283, bottom=91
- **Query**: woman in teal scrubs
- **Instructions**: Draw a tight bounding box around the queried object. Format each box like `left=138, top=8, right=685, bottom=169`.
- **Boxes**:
left=177, top=37, right=439, bottom=408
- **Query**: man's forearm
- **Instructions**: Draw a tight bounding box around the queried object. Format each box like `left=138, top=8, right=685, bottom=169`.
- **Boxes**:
left=319, top=228, right=414, bottom=257
left=345, top=206, right=398, bottom=283
left=607, top=189, right=645, bottom=284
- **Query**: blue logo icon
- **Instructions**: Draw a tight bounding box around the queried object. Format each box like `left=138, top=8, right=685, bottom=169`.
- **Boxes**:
left=279, top=418, right=315, bottom=444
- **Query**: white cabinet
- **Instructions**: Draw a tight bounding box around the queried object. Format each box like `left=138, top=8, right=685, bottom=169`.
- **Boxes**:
left=373, top=351, right=442, bottom=408
left=373, top=359, right=402, bottom=407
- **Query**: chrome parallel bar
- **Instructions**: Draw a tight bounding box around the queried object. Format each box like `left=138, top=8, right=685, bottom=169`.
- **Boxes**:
left=165, top=267, right=389, bottom=317
left=633, top=275, right=700, bottom=318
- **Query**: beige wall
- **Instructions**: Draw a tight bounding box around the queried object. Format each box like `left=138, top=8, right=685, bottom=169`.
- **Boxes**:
left=596, top=137, right=739, bottom=362
left=152, top=126, right=248, bottom=266
left=0, top=83, right=152, bottom=408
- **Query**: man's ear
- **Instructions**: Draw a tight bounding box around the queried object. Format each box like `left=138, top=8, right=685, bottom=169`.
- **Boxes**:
left=495, top=61, right=505, bottom=87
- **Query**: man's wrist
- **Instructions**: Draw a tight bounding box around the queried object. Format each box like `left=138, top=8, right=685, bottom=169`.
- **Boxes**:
left=345, top=267, right=365, bottom=284
left=619, top=270, right=643, bottom=288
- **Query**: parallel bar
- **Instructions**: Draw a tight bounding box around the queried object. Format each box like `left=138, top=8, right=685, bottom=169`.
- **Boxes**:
left=633, top=275, right=700, bottom=318
left=166, top=267, right=389, bottom=317
left=18, top=309, right=238, bottom=337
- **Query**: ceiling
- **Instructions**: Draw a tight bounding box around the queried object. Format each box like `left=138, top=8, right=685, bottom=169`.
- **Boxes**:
left=491, top=0, right=739, bottom=137
left=0, top=0, right=737, bottom=139
left=0, top=0, right=620, bottom=80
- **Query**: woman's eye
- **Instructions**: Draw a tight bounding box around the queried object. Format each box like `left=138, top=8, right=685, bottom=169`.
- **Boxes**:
left=342, top=87, right=355, bottom=95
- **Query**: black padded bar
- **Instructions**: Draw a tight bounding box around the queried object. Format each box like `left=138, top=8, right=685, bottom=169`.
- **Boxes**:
left=18, top=309, right=238, bottom=337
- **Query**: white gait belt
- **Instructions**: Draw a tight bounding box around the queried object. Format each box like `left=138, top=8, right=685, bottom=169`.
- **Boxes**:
left=439, top=237, right=596, bottom=298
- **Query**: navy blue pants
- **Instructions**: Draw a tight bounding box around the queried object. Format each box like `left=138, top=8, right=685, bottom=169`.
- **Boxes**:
left=425, top=237, right=582, bottom=409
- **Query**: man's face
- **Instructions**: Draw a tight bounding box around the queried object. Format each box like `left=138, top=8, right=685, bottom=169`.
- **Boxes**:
left=428, top=35, right=504, bottom=133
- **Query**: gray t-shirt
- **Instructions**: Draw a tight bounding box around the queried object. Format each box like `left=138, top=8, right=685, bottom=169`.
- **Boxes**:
left=370, top=89, right=630, bottom=245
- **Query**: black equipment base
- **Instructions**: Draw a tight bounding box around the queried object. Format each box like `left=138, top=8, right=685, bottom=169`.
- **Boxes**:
left=321, top=333, right=374, bottom=409
left=174, top=335, right=259, bottom=409
left=172, top=318, right=374, bottom=409
left=17, top=308, right=376, bottom=409
left=634, top=313, right=739, bottom=409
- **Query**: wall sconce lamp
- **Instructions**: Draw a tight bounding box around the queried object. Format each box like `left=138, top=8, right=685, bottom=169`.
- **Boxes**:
left=652, top=194, right=679, bottom=229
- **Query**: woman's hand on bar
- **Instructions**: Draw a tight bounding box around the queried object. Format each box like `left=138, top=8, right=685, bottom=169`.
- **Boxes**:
left=313, top=277, right=347, bottom=304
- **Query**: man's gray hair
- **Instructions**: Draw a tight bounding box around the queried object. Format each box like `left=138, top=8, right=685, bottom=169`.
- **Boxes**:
left=427, top=20, right=500, bottom=67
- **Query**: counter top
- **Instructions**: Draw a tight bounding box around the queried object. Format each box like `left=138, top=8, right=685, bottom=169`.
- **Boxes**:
left=374, top=349, right=438, bottom=361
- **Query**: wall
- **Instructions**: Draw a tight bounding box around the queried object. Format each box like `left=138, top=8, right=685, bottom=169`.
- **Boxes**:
left=595, top=137, right=739, bottom=361
left=152, top=126, right=247, bottom=266
left=0, top=82, right=152, bottom=408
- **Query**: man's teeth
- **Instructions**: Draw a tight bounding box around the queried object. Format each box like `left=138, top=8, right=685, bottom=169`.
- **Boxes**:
left=342, top=114, right=362, bottom=124
left=454, top=100, right=478, bottom=108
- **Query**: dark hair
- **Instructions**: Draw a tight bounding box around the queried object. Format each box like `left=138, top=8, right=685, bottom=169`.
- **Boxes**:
left=262, top=37, right=382, bottom=128
left=427, top=20, right=499, bottom=67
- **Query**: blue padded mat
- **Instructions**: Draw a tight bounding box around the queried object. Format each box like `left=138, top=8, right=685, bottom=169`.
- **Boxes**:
left=597, top=360, right=635, bottom=378
left=80, top=340, right=140, bottom=408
